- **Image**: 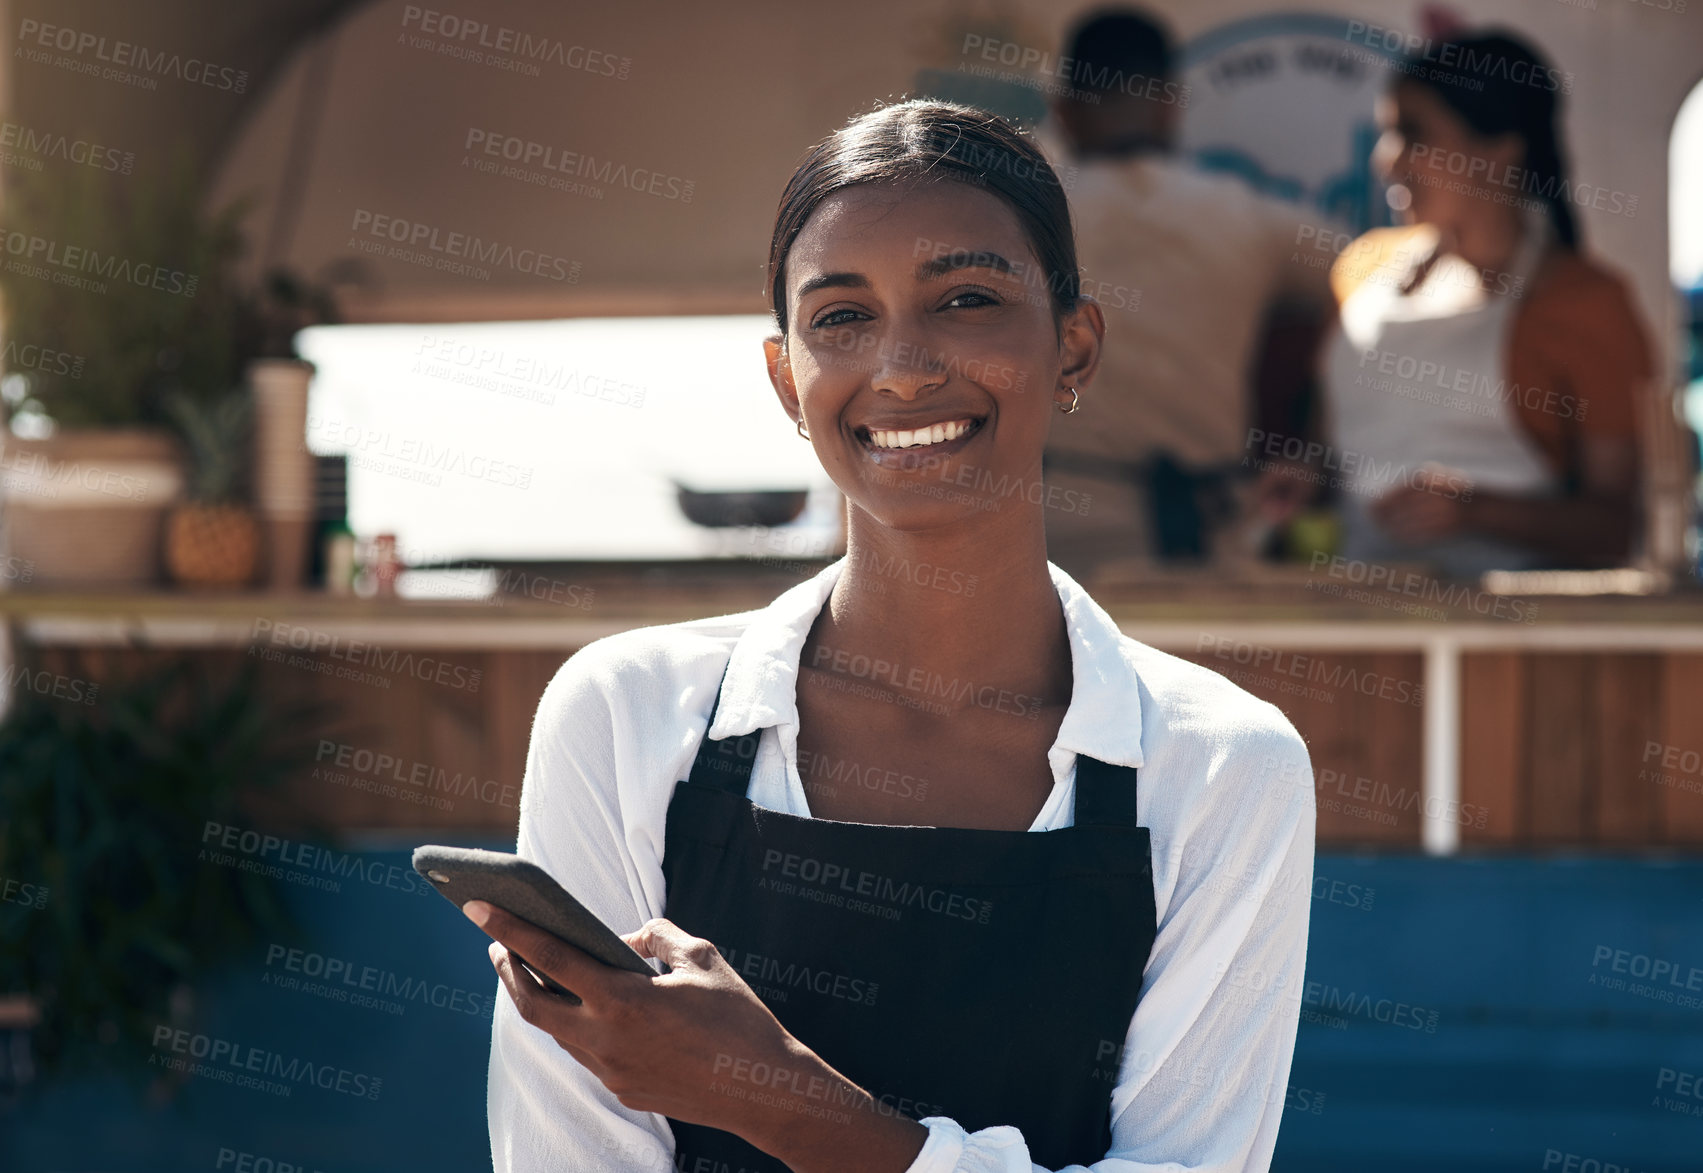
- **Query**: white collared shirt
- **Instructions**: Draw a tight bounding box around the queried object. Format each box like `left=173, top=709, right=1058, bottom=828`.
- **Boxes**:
left=488, top=559, right=1316, bottom=1173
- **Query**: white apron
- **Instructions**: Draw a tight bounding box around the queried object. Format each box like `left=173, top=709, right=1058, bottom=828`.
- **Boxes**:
left=1323, top=213, right=1559, bottom=577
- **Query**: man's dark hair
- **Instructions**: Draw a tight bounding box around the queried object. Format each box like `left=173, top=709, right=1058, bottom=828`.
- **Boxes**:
left=1064, top=7, right=1173, bottom=95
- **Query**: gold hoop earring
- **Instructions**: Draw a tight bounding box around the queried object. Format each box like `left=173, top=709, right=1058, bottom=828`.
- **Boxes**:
left=796, top=417, right=810, bottom=440
left=1057, top=387, right=1080, bottom=415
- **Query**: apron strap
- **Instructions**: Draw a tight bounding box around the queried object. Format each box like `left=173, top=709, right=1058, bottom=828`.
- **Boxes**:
left=686, top=662, right=760, bottom=795
left=1072, top=754, right=1142, bottom=827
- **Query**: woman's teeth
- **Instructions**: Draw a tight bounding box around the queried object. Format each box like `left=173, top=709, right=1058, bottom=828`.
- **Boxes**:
left=866, top=419, right=976, bottom=450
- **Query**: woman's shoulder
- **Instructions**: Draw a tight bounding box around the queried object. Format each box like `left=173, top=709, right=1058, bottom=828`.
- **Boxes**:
left=1511, top=247, right=1656, bottom=409
left=1329, top=223, right=1435, bottom=306
left=1521, top=248, right=1651, bottom=333
left=533, top=607, right=761, bottom=725
left=1115, top=635, right=1315, bottom=831
left=1120, top=636, right=1311, bottom=766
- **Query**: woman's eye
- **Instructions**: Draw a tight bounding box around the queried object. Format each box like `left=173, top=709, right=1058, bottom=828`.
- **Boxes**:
left=811, top=308, right=865, bottom=329
left=945, top=290, right=1000, bottom=310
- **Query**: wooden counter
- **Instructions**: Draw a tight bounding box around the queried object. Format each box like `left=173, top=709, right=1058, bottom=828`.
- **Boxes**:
left=5, top=561, right=1701, bottom=853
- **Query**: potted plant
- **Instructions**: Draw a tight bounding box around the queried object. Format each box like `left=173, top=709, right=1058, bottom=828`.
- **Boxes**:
left=160, top=388, right=260, bottom=588
left=0, top=649, right=333, bottom=1091
left=0, top=150, right=249, bottom=588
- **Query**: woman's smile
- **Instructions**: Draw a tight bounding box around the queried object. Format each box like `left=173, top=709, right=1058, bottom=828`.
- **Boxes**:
left=853, top=415, right=987, bottom=468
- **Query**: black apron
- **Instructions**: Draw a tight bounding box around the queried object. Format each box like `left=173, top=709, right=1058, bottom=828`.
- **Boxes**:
left=662, top=672, right=1159, bottom=1173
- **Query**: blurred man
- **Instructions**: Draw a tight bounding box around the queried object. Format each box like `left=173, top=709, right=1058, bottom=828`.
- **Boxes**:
left=1035, top=7, right=1338, bottom=575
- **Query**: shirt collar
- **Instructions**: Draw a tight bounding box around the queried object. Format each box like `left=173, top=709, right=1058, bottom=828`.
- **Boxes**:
left=707, top=557, right=1145, bottom=770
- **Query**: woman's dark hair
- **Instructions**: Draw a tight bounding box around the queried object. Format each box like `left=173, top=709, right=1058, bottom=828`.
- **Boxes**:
left=1393, top=30, right=1580, bottom=249
left=766, top=100, right=1080, bottom=334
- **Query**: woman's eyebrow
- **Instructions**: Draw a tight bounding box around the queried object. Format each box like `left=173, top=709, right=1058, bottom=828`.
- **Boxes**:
left=797, top=271, right=869, bottom=299
left=915, top=250, right=1017, bottom=280
left=795, top=250, right=1018, bottom=300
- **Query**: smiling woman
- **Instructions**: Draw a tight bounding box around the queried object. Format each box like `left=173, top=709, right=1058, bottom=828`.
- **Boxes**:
left=474, top=99, right=1316, bottom=1173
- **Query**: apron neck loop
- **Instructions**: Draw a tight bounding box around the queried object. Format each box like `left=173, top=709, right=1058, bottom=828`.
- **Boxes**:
left=687, top=661, right=760, bottom=794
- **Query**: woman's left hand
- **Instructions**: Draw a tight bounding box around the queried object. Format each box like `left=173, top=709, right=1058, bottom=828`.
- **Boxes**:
left=1370, top=464, right=1473, bottom=545
left=467, top=902, right=822, bottom=1142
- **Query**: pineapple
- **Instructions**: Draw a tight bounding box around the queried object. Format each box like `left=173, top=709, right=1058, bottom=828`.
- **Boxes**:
left=162, top=388, right=260, bottom=588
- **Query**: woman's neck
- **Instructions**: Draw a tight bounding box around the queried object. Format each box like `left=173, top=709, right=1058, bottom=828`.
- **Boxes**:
left=810, top=502, right=1073, bottom=712
left=1434, top=202, right=1529, bottom=283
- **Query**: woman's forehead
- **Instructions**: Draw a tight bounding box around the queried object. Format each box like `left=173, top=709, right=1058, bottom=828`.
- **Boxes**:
left=787, top=181, right=1035, bottom=276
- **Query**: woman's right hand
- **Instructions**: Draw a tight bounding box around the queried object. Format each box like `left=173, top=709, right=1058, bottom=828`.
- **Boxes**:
left=1254, top=460, right=1318, bottom=525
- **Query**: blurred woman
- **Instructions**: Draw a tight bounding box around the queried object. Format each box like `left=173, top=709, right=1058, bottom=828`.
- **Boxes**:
left=1315, top=30, right=1653, bottom=576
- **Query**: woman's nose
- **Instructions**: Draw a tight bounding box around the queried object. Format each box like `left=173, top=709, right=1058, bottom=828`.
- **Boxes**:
left=870, top=330, right=948, bottom=400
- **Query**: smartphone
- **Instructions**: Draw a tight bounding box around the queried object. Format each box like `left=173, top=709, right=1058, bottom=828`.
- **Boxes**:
left=413, top=844, right=654, bottom=1004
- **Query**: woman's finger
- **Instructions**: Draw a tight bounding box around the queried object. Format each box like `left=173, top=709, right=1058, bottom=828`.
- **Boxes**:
left=622, top=917, right=721, bottom=974
left=489, top=944, right=601, bottom=1062
left=465, top=900, right=628, bottom=1006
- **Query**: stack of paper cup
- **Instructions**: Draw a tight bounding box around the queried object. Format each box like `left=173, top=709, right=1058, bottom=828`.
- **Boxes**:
left=248, top=357, right=316, bottom=591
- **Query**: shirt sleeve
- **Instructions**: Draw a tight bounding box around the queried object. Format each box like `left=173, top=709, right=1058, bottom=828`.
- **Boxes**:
left=896, top=709, right=1317, bottom=1173
left=487, top=646, right=678, bottom=1173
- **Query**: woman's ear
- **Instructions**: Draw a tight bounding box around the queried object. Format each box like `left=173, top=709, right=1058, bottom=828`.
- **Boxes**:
left=764, top=333, right=802, bottom=426
left=1484, top=130, right=1525, bottom=173
left=1058, top=297, right=1105, bottom=395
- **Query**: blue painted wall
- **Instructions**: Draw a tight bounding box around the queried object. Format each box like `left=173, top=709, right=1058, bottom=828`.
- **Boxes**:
left=4, top=848, right=1701, bottom=1172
